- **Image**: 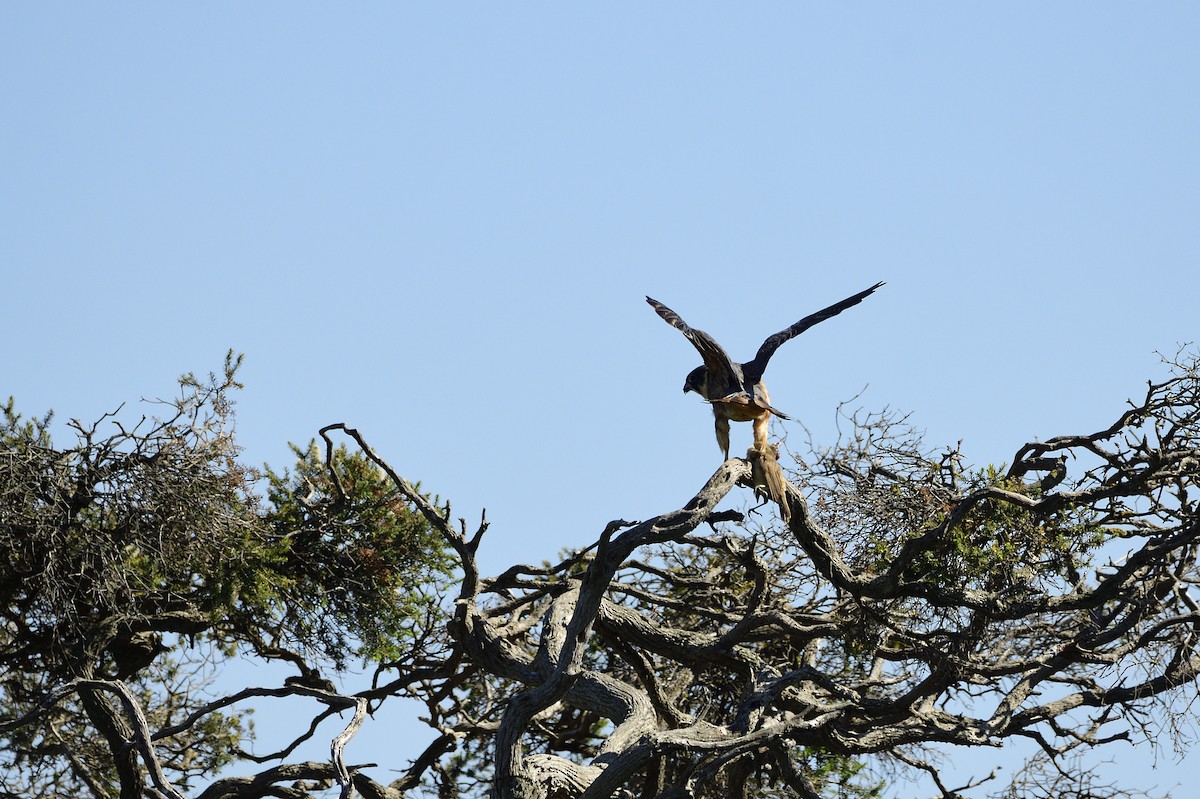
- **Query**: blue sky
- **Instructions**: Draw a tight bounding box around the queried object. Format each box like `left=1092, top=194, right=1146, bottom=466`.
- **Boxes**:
left=3, top=4, right=1197, bottom=796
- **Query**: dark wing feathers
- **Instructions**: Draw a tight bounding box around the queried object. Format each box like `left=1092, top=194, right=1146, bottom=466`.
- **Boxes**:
left=645, top=296, right=741, bottom=388
left=742, top=281, right=884, bottom=383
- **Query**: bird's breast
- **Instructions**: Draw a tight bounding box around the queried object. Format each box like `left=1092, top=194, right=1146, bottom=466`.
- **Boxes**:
left=707, top=380, right=775, bottom=422
left=716, top=399, right=769, bottom=422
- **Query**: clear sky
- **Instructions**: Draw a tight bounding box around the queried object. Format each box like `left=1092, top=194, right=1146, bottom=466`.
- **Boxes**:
left=3, top=4, right=1197, bottom=796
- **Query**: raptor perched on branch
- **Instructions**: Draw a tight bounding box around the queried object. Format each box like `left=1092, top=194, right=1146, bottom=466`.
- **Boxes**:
left=647, top=281, right=884, bottom=460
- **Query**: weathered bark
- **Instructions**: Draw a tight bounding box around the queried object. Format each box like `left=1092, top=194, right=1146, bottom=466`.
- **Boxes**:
left=7, top=352, right=1200, bottom=799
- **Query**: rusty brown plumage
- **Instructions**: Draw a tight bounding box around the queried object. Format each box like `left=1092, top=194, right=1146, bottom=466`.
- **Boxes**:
left=647, top=282, right=885, bottom=519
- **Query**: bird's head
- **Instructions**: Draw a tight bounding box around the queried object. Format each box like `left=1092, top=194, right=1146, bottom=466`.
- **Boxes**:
left=683, top=366, right=707, bottom=396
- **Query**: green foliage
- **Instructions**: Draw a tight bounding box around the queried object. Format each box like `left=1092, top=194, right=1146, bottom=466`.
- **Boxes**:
left=261, top=440, right=455, bottom=664
left=0, top=396, right=53, bottom=448
left=796, top=749, right=882, bottom=799
left=0, top=353, right=457, bottom=796
left=0, top=354, right=263, bottom=678
left=907, top=464, right=1109, bottom=591
left=0, top=649, right=247, bottom=798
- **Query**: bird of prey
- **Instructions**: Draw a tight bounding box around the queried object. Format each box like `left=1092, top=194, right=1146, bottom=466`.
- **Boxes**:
left=646, top=282, right=884, bottom=460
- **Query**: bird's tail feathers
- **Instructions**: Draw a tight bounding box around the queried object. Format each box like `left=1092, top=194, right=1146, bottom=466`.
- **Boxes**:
left=762, top=402, right=790, bottom=420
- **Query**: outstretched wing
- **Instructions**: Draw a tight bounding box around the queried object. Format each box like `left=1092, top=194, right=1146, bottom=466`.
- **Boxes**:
left=646, top=296, right=742, bottom=391
left=742, top=281, right=885, bottom=383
